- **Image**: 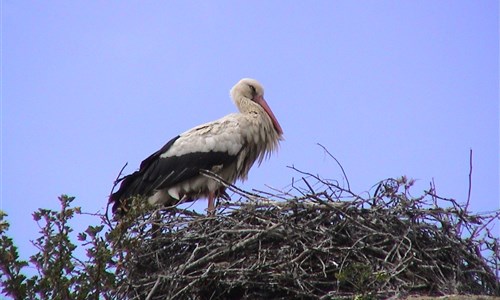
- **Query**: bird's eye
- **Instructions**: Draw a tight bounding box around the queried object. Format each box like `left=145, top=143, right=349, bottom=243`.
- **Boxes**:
left=249, top=85, right=257, bottom=96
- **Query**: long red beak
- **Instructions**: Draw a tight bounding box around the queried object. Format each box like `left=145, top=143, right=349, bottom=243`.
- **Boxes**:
left=255, top=95, right=283, bottom=135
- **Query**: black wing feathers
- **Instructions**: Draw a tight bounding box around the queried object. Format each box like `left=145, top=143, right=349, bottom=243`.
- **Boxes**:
left=109, top=135, right=238, bottom=213
left=109, top=135, right=180, bottom=212
left=150, top=151, right=237, bottom=190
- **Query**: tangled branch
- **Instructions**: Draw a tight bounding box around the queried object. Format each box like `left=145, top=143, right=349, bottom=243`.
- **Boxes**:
left=111, top=173, right=499, bottom=299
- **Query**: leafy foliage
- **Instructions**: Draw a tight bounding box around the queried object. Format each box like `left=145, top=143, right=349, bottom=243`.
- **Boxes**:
left=0, top=196, right=116, bottom=300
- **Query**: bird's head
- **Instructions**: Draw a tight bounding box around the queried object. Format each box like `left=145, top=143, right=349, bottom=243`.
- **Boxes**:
left=230, top=78, right=264, bottom=101
left=230, top=78, right=283, bottom=135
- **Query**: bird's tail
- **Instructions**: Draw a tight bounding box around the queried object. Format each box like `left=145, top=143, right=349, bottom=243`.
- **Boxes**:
left=109, top=171, right=143, bottom=215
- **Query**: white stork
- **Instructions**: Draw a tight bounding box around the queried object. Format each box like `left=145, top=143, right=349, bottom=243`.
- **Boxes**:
left=109, top=78, right=283, bottom=215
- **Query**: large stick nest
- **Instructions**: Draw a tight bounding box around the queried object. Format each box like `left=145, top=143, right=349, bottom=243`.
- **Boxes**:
left=111, top=173, right=500, bottom=299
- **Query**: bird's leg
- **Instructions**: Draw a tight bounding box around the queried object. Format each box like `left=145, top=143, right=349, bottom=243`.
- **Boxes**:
left=218, top=187, right=230, bottom=202
left=207, top=192, right=215, bottom=216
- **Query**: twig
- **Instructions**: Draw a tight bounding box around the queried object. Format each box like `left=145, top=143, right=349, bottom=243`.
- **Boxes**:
left=106, top=162, right=128, bottom=228
left=317, top=143, right=351, bottom=191
left=466, top=148, right=473, bottom=211
left=145, top=277, right=161, bottom=300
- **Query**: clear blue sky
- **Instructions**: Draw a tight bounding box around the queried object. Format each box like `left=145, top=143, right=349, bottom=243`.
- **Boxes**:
left=2, top=2, right=499, bottom=261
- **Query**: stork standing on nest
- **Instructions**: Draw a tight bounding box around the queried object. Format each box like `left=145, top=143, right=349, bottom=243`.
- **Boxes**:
left=109, top=78, right=283, bottom=215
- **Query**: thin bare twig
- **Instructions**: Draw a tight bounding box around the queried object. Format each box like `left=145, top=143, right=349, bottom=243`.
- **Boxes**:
left=317, top=143, right=351, bottom=191
left=466, top=148, right=473, bottom=211
left=106, top=162, right=128, bottom=228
